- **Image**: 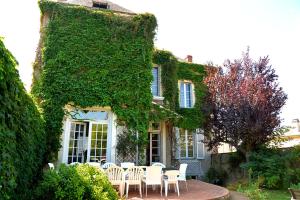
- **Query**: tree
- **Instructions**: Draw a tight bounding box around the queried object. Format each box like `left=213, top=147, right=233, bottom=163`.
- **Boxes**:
left=204, top=49, right=287, bottom=160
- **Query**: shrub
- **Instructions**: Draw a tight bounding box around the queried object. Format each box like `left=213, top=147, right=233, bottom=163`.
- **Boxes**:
left=205, top=167, right=228, bottom=186
left=35, top=164, right=118, bottom=200
left=237, top=180, right=268, bottom=200
left=241, top=146, right=300, bottom=189
left=0, top=38, right=46, bottom=199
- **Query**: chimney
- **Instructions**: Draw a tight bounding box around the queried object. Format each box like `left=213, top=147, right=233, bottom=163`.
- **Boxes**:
left=292, top=119, right=300, bottom=132
left=186, top=55, right=193, bottom=63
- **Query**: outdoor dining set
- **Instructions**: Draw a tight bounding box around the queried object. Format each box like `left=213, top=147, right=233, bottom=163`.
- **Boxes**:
left=49, top=162, right=188, bottom=198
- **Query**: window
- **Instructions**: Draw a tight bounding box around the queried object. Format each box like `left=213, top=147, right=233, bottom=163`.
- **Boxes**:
left=68, top=122, right=87, bottom=163
left=93, top=2, right=109, bottom=9
left=179, top=81, right=194, bottom=108
left=151, top=67, right=160, bottom=96
left=179, top=129, right=194, bottom=158
left=90, top=123, right=108, bottom=162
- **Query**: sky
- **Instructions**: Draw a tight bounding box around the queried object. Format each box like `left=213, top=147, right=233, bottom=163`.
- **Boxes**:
left=0, top=0, right=300, bottom=125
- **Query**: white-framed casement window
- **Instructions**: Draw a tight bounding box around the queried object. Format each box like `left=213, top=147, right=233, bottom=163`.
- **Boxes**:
left=151, top=66, right=160, bottom=97
left=179, top=128, right=194, bottom=158
left=179, top=81, right=194, bottom=108
left=64, top=110, right=111, bottom=164
left=175, top=128, right=205, bottom=159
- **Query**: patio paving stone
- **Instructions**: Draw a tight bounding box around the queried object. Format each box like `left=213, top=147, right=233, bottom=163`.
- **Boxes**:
left=128, top=179, right=230, bottom=200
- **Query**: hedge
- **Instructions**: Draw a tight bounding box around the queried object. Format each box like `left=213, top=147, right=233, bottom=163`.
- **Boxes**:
left=0, top=38, right=46, bottom=199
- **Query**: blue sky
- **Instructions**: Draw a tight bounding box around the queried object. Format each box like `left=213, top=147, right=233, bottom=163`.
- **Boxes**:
left=0, top=0, right=299, bottom=125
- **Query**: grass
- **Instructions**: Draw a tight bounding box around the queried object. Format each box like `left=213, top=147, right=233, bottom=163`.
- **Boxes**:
left=227, top=181, right=291, bottom=200
left=264, top=190, right=290, bottom=200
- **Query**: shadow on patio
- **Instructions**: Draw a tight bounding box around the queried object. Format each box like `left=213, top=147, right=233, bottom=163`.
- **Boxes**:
left=128, top=179, right=230, bottom=200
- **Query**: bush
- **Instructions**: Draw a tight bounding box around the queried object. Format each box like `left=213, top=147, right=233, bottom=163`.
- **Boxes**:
left=35, top=164, right=118, bottom=200
left=205, top=167, right=228, bottom=186
left=237, top=180, right=268, bottom=200
left=0, top=38, right=46, bottom=199
left=241, top=146, right=300, bottom=189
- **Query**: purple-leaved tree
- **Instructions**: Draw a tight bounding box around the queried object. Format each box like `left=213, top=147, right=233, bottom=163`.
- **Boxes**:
left=204, top=49, right=287, bottom=160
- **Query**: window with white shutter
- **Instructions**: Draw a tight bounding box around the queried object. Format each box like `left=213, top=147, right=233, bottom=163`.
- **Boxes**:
left=196, top=132, right=205, bottom=159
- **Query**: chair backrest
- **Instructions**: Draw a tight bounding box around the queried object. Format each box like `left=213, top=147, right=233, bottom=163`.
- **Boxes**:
left=102, top=162, right=116, bottom=169
left=120, top=162, right=135, bottom=168
left=126, top=167, right=144, bottom=181
left=87, top=162, right=100, bottom=168
left=178, top=163, right=188, bottom=179
left=289, top=188, right=300, bottom=199
left=145, top=166, right=162, bottom=183
left=106, top=166, right=124, bottom=181
left=48, top=163, right=55, bottom=170
left=165, top=170, right=180, bottom=183
left=151, top=162, right=166, bottom=168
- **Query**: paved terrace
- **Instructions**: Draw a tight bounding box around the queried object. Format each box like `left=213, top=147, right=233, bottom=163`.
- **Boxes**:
left=128, top=180, right=230, bottom=200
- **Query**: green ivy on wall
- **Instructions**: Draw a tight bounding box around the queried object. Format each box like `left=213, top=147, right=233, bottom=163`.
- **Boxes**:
left=153, top=50, right=207, bottom=130
left=33, top=0, right=157, bottom=160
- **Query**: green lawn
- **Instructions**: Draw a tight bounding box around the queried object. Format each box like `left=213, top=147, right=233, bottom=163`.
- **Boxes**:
left=264, top=190, right=290, bottom=200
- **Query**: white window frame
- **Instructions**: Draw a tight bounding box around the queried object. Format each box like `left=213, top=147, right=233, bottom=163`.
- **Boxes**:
left=178, top=129, right=194, bottom=159
left=152, top=66, right=164, bottom=99
left=87, top=121, right=109, bottom=163
left=179, top=81, right=195, bottom=108
left=62, top=109, right=114, bottom=164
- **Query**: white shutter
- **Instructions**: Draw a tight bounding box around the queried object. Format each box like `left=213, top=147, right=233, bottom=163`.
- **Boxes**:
left=175, top=127, right=180, bottom=159
left=196, top=131, right=205, bottom=159
left=191, top=83, right=195, bottom=107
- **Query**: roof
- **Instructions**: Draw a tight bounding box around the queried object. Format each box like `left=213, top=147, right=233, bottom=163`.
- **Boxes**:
left=56, top=0, right=135, bottom=14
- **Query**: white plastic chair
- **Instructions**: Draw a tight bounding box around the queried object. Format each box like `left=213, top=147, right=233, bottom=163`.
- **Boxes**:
left=142, top=166, right=163, bottom=197
left=106, top=166, right=125, bottom=196
left=48, top=163, right=55, bottom=170
left=125, top=166, right=144, bottom=198
left=102, top=162, right=116, bottom=169
left=151, top=162, right=166, bottom=168
left=177, top=163, right=188, bottom=191
left=69, top=162, right=81, bottom=166
left=164, top=170, right=180, bottom=197
left=120, top=162, right=135, bottom=168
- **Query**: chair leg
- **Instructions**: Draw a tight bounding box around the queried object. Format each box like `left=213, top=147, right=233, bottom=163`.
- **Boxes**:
left=165, top=181, right=168, bottom=197
left=160, top=184, right=162, bottom=196
left=185, top=180, right=188, bottom=191
left=176, top=182, right=180, bottom=196
left=126, top=183, right=129, bottom=198
left=139, top=184, right=142, bottom=198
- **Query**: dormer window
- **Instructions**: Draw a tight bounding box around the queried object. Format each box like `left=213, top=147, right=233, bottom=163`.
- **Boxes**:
left=151, top=67, right=160, bottom=97
left=93, top=2, right=109, bottom=9
left=179, top=81, right=194, bottom=108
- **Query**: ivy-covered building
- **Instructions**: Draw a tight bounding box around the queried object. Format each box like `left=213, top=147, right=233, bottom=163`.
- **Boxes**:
left=33, top=0, right=209, bottom=177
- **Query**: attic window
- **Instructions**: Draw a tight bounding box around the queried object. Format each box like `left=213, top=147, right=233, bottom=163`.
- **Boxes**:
left=93, top=2, right=109, bottom=9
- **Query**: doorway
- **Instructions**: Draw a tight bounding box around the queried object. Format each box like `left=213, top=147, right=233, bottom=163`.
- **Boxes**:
left=146, top=122, right=161, bottom=166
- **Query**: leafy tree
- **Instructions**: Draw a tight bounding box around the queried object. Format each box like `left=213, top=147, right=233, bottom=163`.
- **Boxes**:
left=204, top=49, right=287, bottom=160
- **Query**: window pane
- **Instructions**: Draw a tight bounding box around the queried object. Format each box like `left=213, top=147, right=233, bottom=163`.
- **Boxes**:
left=179, top=82, right=185, bottom=107
left=151, top=67, right=159, bottom=96
left=186, top=83, right=192, bottom=108
left=187, top=131, right=194, bottom=157
left=179, top=129, right=186, bottom=157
